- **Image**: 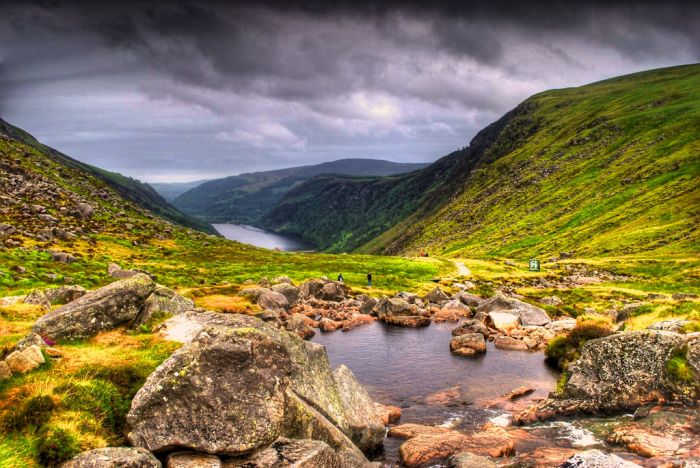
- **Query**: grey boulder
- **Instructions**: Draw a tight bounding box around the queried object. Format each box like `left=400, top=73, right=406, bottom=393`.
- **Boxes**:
left=477, top=293, right=550, bottom=326
left=62, top=447, right=160, bottom=468
left=33, top=274, right=156, bottom=340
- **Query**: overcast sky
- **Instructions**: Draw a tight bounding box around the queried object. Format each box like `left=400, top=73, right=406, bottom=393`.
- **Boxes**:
left=1, top=1, right=698, bottom=182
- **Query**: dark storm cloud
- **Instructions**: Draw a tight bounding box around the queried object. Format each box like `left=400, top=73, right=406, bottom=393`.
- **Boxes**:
left=0, top=0, right=698, bottom=181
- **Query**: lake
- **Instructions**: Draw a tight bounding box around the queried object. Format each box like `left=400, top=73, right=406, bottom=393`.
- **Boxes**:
left=213, top=223, right=317, bottom=251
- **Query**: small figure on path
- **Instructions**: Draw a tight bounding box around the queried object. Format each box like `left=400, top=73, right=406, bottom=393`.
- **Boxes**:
left=337, top=273, right=344, bottom=282
left=367, top=272, right=372, bottom=287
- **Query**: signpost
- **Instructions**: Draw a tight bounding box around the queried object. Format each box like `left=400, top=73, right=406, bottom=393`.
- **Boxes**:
left=528, top=259, right=540, bottom=272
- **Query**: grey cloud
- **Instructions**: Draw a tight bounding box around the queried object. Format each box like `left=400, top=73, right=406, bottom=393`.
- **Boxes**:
left=0, top=0, right=698, bottom=181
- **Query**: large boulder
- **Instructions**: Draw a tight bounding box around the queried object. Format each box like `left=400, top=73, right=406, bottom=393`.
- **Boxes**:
left=374, top=297, right=430, bottom=328
left=488, top=312, right=519, bottom=333
left=477, top=293, right=550, bottom=326
left=318, top=282, right=350, bottom=302
left=133, top=285, right=194, bottom=327
left=33, top=274, right=156, bottom=340
left=126, top=325, right=293, bottom=455
left=46, top=285, right=88, bottom=304
left=132, top=312, right=384, bottom=459
left=516, top=332, right=700, bottom=423
left=62, top=447, right=160, bottom=468
left=451, top=292, right=482, bottom=308
left=287, top=313, right=316, bottom=340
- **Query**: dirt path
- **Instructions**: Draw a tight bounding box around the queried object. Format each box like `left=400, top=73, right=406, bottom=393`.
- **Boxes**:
left=453, top=260, right=471, bottom=277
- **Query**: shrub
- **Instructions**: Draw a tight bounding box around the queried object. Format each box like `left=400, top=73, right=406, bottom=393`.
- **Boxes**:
left=2, top=395, right=56, bottom=432
left=555, top=372, right=570, bottom=394
left=566, top=324, right=615, bottom=349
left=680, top=321, right=700, bottom=333
left=55, top=380, right=128, bottom=433
left=666, top=348, right=695, bottom=384
left=37, top=424, right=81, bottom=466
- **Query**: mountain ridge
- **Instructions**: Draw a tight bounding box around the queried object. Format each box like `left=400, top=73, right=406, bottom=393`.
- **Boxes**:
left=172, top=158, right=430, bottom=225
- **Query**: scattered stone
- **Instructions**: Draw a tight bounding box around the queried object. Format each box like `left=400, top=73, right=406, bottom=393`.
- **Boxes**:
left=258, top=290, right=289, bottom=311
left=0, top=361, right=11, bottom=380
left=63, top=447, right=161, bottom=468
left=503, top=386, right=535, bottom=400
left=540, top=295, right=563, bottom=306
left=133, top=284, right=194, bottom=327
left=451, top=319, right=492, bottom=338
left=424, top=287, right=450, bottom=305
left=108, top=262, right=156, bottom=280
left=450, top=333, right=486, bottom=357
left=226, top=438, right=340, bottom=468
left=448, top=452, right=497, bottom=468
left=23, top=289, right=51, bottom=309
left=5, top=350, right=39, bottom=373
left=271, top=283, right=301, bottom=305
left=72, top=203, right=95, bottom=219
left=477, top=293, right=550, bottom=326
left=22, top=344, right=45, bottom=364
left=672, top=293, right=698, bottom=300
left=488, top=312, right=520, bottom=332
left=545, top=318, right=577, bottom=334
left=50, top=251, right=76, bottom=263
left=441, top=299, right=471, bottom=315
left=272, top=275, right=293, bottom=285
left=319, top=317, right=344, bottom=332
left=375, top=297, right=430, bottom=327
left=44, top=347, right=63, bottom=358
left=33, top=274, right=156, bottom=340
left=451, top=292, right=482, bottom=307
left=494, top=336, right=529, bottom=351
left=37, top=213, right=58, bottom=223
left=374, top=403, right=401, bottom=426
left=287, top=313, right=316, bottom=339
left=46, top=285, right=88, bottom=304
left=647, top=320, right=690, bottom=334
left=167, top=452, right=221, bottom=468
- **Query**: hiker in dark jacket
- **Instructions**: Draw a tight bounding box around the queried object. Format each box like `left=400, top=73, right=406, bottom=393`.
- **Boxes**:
left=337, top=273, right=344, bottom=282
left=367, top=272, right=372, bottom=287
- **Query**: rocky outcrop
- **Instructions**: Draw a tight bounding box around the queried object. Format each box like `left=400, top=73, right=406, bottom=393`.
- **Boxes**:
left=477, top=293, right=550, bottom=326
left=450, top=333, right=486, bottom=357
left=287, top=313, right=316, bottom=340
left=130, top=312, right=383, bottom=463
left=516, top=331, right=700, bottom=424
left=126, top=325, right=292, bottom=455
left=33, top=274, right=156, bottom=340
left=62, top=447, right=161, bottom=467
left=374, top=297, right=430, bottom=327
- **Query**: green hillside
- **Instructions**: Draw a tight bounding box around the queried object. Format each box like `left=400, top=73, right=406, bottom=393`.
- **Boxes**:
left=379, top=64, right=700, bottom=258
left=263, top=64, right=700, bottom=259
left=0, top=119, right=217, bottom=235
left=173, top=158, right=429, bottom=225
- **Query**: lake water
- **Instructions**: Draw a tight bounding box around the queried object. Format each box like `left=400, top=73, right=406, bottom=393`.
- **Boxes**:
left=213, top=224, right=316, bottom=251
left=311, top=321, right=572, bottom=465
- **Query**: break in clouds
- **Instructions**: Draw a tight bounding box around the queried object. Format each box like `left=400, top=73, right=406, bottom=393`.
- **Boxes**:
left=0, top=0, right=698, bottom=181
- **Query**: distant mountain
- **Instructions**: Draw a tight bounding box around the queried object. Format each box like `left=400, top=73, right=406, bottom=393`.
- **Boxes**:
left=150, top=180, right=210, bottom=202
left=172, top=159, right=429, bottom=224
left=0, top=118, right=217, bottom=235
left=262, top=64, right=700, bottom=257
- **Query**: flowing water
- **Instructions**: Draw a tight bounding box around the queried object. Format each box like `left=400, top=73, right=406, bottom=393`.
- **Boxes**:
left=311, top=320, right=585, bottom=464
left=213, top=223, right=316, bottom=251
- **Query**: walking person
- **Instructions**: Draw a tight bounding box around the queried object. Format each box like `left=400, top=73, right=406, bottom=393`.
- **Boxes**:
left=367, top=272, right=372, bottom=288
left=337, top=272, right=344, bottom=282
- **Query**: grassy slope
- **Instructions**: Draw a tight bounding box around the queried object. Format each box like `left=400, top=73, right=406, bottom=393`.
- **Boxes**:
left=376, top=64, right=700, bottom=261
left=0, top=131, right=449, bottom=466
left=0, top=118, right=217, bottom=235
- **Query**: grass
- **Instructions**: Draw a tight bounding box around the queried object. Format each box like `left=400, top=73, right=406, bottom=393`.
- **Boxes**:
left=666, top=348, right=695, bottom=384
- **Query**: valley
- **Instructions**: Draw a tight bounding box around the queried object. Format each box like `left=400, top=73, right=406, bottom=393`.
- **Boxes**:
left=0, top=64, right=698, bottom=468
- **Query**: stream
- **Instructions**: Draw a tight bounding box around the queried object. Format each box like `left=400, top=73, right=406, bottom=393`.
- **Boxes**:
left=311, top=320, right=631, bottom=466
